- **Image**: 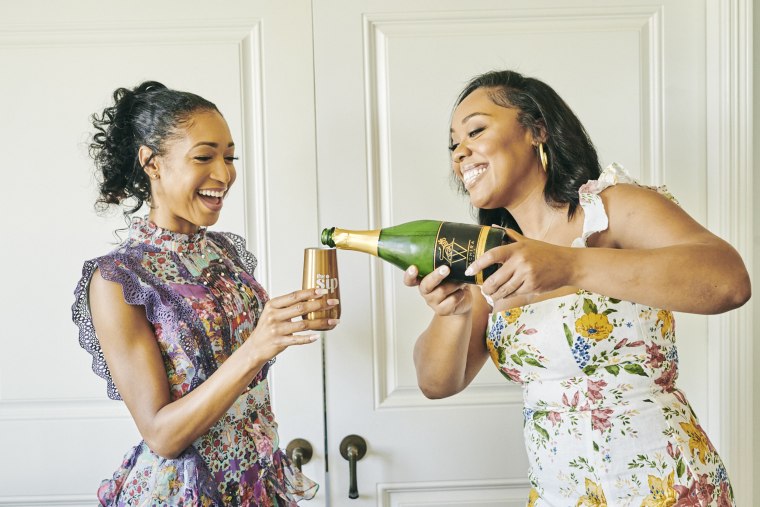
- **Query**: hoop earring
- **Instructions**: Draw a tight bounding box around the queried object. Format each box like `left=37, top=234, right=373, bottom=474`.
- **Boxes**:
left=538, top=143, right=548, bottom=172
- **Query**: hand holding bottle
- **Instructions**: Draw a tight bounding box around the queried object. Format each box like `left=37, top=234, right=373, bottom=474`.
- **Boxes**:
left=464, top=229, right=574, bottom=303
left=403, top=264, right=473, bottom=316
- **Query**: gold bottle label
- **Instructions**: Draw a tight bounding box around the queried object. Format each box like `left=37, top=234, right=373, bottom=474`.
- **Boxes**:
left=434, top=223, right=492, bottom=284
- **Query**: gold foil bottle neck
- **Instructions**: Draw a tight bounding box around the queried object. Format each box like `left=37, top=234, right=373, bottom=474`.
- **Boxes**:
left=330, top=228, right=380, bottom=256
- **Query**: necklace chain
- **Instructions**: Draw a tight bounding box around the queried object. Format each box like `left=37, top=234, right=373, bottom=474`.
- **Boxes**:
left=539, top=211, right=558, bottom=241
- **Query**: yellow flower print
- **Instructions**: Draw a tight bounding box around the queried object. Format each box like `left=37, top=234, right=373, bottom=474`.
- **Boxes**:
left=640, top=472, right=677, bottom=507
left=167, top=477, right=182, bottom=495
left=575, top=313, right=613, bottom=341
left=576, top=478, right=607, bottom=506
left=167, top=370, right=187, bottom=387
left=657, top=310, right=673, bottom=338
left=152, top=465, right=179, bottom=501
left=487, top=339, right=500, bottom=365
left=504, top=307, right=522, bottom=324
left=527, top=488, right=540, bottom=507
left=679, top=417, right=712, bottom=464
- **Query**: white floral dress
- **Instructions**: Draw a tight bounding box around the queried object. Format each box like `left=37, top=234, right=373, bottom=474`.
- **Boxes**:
left=485, top=165, right=735, bottom=506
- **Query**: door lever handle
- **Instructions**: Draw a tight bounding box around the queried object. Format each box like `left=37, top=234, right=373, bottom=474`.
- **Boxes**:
left=286, top=438, right=313, bottom=472
left=340, top=434, right=367, bottom=499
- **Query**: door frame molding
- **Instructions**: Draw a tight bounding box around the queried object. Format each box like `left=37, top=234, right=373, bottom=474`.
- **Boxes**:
left=706, top=0, right=753, bottom=504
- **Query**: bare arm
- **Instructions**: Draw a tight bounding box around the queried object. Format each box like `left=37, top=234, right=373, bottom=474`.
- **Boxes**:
left=89, top=269, right=336, bottom=458
left=470, top=184, right=751, bottom=314
left=406, top=266, right=491, bottom=399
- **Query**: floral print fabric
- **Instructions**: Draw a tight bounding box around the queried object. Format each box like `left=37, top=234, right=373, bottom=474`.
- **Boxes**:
left=486, top=166, right=734, bottom=506
left=73, top=217, right=317, bottom=506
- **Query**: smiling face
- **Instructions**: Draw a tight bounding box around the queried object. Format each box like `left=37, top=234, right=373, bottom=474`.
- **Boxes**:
left=143, top=109, right=237, bottom=234
left=449, top=87, right=545, bottom=210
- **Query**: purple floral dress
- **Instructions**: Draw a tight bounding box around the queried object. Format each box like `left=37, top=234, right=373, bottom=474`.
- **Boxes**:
left=72, top=217, right=317, bottom=506
left=486, top=165, right=735, bottom=506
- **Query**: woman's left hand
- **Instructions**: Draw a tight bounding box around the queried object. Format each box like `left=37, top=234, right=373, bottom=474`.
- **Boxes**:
left=465, top=229, right=573, bottom=303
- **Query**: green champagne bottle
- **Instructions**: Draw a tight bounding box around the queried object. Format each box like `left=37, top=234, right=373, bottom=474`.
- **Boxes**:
left=320, top=220, right=508, bottom=285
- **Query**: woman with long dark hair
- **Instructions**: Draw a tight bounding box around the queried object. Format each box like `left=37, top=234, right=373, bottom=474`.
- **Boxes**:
left=406, top=70, right=749, bottom=505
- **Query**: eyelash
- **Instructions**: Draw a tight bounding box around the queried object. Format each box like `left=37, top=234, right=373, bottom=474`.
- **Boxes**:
left=194, top=156, right=239, bottom=162
left=448, top=127, right=484, bottom=152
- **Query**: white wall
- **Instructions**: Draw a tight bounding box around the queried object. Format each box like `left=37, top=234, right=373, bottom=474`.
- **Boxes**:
left=754, top=2, right=759, bottom=500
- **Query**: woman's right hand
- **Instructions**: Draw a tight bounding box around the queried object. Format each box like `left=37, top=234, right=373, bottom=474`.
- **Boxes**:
left=246, top=288, right=338, bottom=364
left=403, top=265, right=472, bottom=316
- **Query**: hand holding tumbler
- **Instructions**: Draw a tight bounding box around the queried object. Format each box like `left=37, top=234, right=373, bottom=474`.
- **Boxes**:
left=302, top=247, right=341, bottom=330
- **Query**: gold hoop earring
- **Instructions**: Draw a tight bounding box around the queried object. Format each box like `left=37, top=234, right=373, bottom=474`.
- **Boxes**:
left=538, top=143, right=548, bottom=172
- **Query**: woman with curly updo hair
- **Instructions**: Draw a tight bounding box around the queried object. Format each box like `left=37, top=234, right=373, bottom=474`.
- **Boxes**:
left=73, top=81, right=335, bottom=506
left=405, top=70, right=750, bottom=505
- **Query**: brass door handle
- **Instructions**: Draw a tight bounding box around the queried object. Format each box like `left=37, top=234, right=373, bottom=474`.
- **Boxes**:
left=286, top=438, right=313, bottom=472
left=339, top=434, right=367, bottom=499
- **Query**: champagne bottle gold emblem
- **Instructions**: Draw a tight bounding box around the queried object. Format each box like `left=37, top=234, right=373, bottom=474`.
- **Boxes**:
left=434, top=223, right=494, bottom=284
left=436, top=237, right=474, bottom=264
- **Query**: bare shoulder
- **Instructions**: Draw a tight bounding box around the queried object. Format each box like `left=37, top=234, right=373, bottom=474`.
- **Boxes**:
left=88, top=268, right=171, bottom=435
left=89, top=267, right=154, bottom=345
left=89, top=267, right=123, bottom=298
left=90, top=268, right=138, bottom=317
left=595, top=183, right=714, bottom=249
left=598, top=182, right=680, bottom=212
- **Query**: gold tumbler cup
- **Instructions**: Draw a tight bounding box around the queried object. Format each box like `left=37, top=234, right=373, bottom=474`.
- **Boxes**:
left=302, top=247, right=340, bottom=329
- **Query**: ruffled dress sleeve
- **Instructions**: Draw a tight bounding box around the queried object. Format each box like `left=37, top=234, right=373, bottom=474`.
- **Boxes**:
left=72, top=242, right=215, bottom=401
left=71, top=252, right=171, bottom=400
left=72, top=258, right=118, bottom=398
left=572, top=162, right=679, bottom=248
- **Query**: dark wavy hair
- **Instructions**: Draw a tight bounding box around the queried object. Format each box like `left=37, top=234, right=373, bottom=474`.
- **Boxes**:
left=451, top=70, right=601, bottom=232
left=89, top=81, right=219, bottom=216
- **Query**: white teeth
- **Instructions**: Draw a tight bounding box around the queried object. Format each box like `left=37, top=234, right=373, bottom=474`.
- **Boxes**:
left=198, top=189, right=225, bottom=198
left=462, top=164, right=487, bottom=187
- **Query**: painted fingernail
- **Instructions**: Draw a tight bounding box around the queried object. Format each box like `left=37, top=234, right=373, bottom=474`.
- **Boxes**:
left=438, top=266, right=449, bottom=275
left=327, top=299, right=339, bottom=305
left=315, top=288, right=328, bottom=296
left=406, top=265, right=416, bottom=275
left=464, top=266, right=474, bottom=276
left=328, top=319, right=340, bottom=325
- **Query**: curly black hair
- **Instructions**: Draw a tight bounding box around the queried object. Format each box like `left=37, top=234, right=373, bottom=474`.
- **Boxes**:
left=450, top=70, right=601, bottom=232
left=89, top=81, right=219, bottom=216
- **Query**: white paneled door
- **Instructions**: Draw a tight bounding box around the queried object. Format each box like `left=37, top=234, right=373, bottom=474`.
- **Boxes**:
left=0, top=0, right=752, bottom=506
left=310, top=0, right=749, bottom=505
left=0, top=1, right=323, bottom=505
